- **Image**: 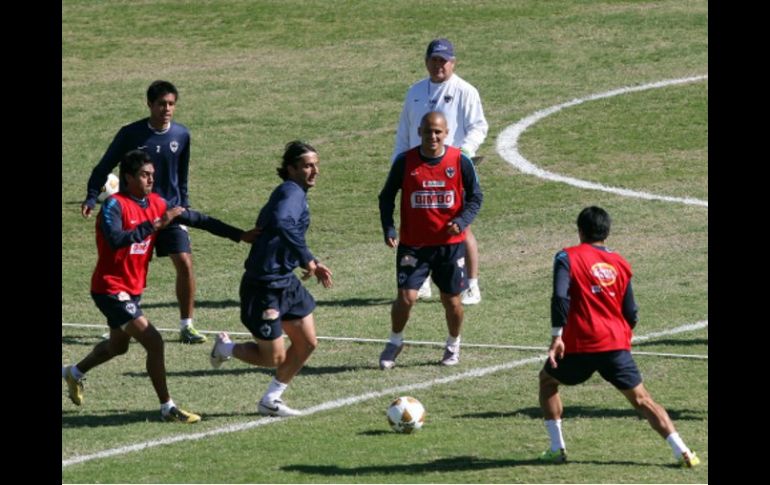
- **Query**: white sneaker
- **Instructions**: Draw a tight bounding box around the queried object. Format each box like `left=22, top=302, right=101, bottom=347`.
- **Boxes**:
left=440, top=345, right=460, bottom=366
left=461, top=285, right=481, bottom=305
left=417, top=278, right=432, bottom=300
left=209, top=332, right=232, bottom=369
left=258, top=398, right=301, bottom=417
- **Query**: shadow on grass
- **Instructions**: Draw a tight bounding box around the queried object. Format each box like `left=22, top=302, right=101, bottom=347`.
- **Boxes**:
left=315, top=297, right=393, bottom=307
left=62, top=334, right=102, bottom=346
left=61, top=409, right=160, bottom=428
left=634, top=338, right=708, bottom=347
left=458, top=405, right=706, bottom=421
left=124, top=363, right=370, bottom=378
left=141, top=299, right=239, bottom=310
left=282, top=454, right=664, bottom=476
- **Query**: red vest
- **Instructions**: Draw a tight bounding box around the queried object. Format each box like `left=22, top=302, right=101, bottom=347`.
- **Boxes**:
left=91, top=193, right=167, bottom=295
left=562, top=243, right=633, bottom=354
left=399, top=146, right=465, bottom=246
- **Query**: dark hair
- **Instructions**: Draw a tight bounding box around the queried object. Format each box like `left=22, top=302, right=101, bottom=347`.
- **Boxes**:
left=119, top=149, right=153, bottom=186
left=277, top=140, right=317, bottom=180
left=146, top=80, right=178, bottom=104
left=577, top=206, right=611, bottom=243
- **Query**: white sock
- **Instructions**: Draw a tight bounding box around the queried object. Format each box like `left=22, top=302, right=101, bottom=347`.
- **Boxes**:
left=262, top=378, right=288, bottom=403
left=665, top=432, right=692, bottom=459
left=545, top=419, right=566, bottom=451
left=388, top=331, right=404, bottom=346
left=446, top=335, right=461, bottom=349
left=180, top=318, right=193, bottom=330
left=160, top=399, right=176, bottom=414
left=468, top=278, right=479, bottom=289
left=68, top=365, right=84, bottom=380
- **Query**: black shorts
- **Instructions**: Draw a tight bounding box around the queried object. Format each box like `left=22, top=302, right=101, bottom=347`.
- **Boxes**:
left=91, top=292, right=144, bottom=329
left=239, top=275, right=316, bottom=341
left=155, top=223, right=192, bottom=257
left=396, top=243, right=467, bottom=296
left=543, top=350, right=642, bottom=390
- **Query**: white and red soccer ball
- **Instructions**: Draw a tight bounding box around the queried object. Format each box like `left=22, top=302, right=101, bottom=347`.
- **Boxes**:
left=387, top=396, right=425, bottom=433
left=97, top=173, right=120, bottom=203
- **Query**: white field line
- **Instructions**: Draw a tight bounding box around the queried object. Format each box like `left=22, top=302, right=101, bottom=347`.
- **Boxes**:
left=62, top=320, right=707, bottom=467
left=495, top=75, right=708, bottom=207
left=62, top=320, right=708, bottom=358
left=62, top=355, right=544, bottom=468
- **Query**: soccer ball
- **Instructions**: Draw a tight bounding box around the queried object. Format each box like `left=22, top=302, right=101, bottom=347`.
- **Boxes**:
left=387, top=396, right=425, bottom=433
left=97, top=173, right=120, bottom=203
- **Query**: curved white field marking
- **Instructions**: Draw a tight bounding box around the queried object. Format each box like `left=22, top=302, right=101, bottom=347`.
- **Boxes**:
left=496, top=75, right=708, bottom=207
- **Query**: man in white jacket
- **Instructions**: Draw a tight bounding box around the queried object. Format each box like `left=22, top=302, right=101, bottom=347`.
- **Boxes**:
left=392, top=38, right=488, bottom=305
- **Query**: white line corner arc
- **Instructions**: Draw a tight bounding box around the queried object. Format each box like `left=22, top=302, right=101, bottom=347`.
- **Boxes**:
left=496, top=75, right=708, bottom=207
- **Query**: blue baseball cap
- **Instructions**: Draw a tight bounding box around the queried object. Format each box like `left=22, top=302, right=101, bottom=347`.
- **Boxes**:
left=426, top=38, right=455, bottom=60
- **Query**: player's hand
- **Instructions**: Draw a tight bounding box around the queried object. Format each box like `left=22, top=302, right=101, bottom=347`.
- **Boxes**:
left=547, top=336, right=565, bottom=368
left=154, top=206, right=186, bottom=230
left=386, top=237, right=398, bottom=248
left=446, top=221, right=461, bottom=235
left=81, top=202, right=93, bottom=218
left=302, top=260, right=333, bottom=288
left=240, top=226, right=262, bottom=243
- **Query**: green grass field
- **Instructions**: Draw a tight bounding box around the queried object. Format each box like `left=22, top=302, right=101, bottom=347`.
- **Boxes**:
left=62, top=0, right=707, bottom=482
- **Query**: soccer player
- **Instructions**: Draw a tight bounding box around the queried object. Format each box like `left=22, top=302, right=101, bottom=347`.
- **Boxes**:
left=209, top=141, right=333, bottom=417
left=392, top=38, right=488, bottom=305
left=63, top=150, right=256, bottom=422
left=378, top=111, right=483, bottom=369
left=538, top=206, right=700, bottom=467
left=81, top=80, right=208, bottom=344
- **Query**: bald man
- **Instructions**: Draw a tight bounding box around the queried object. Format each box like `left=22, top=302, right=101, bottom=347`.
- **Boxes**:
left=378, top=112, right=483, bottom=369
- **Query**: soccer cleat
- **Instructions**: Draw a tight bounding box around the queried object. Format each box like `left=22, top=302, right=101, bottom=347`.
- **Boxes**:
left=417, top=278, right=432, bottom=300
left=538, top=448, right=567, bottom=464
left=63, top=365, right=84, bottom=406
left=678, top=451, right=700, bottom=468
left=379, top=342, right=404, bottom=370
left=210, top=332, right=232, bottom=369
left=180, top=325, right=207, bottom=344
left=258, top=399, right=301, bottom=417
left=439, top=344, right=460, bottom=366
left=461, top=285, right=481, bottom=305
left=161, top=406, right=201, bottom=424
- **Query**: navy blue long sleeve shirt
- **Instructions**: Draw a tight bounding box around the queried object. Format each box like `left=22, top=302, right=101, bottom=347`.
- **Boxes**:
left=99, top=195, right=243, bottom=250
left=85, top=119, right=191, bottom=208
left=243, top=180, right=315, bottom=287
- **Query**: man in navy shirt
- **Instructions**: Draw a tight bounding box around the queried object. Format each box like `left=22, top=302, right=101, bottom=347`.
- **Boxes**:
left=81, top=81, right=207, bottom=344
left=209, top=141, right=333, bottom=417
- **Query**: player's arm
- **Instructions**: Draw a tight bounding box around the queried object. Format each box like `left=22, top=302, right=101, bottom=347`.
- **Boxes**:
left=391, top=95, right=412, bottom=162
left=449, top=154, right=483, bottom=231
left=273, top=188, right=316, bottom=267
left=175, top=208, right=250, bottom=243
left=459, top=89, right=489, bottom=157
left=379, top=154, right=406, bottom=247
left=622, top=281, right=639, bottom=329
left=548, top=250, right=570, bottom=367
left=178, top=133, right=190, bottom=208
left=82, top=129, right=130, bottom=217
left=99, top=199, right=156, bottom=249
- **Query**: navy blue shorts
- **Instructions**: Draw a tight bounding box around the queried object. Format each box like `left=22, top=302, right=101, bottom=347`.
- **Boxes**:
left=396, top=243, right=467, bottom=296
left=91, top=292, right=144, bottom=329
left=543, top=350, right=642, bottom=390
left=155, top=223, right=192, bottom=257
left=239, top=275, right=316, bottom=341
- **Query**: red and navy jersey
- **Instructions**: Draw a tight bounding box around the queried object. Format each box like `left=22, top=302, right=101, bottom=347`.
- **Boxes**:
left=91, top=193, right=167, bottom=295
left=559, top=243, right=635, bottom=353
left=84, top=119, right=191, bottom=208
left=379, top=146, right=482, bottom=247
